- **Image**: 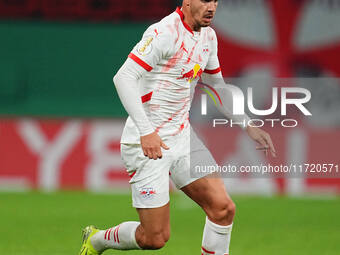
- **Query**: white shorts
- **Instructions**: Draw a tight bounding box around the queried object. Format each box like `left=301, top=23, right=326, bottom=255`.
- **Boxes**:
left=121, top=129, right=216, bottom=208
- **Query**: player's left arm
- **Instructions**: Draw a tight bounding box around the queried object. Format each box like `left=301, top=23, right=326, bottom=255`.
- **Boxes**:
left=201, top=29, right=276, bottom=157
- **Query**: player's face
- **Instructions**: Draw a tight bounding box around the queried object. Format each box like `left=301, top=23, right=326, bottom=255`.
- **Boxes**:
left=190, top=0, right=218, bottom=29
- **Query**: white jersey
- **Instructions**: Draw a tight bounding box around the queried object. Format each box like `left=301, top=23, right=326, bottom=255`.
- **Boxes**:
left=121, top=8, right=221, bottom=144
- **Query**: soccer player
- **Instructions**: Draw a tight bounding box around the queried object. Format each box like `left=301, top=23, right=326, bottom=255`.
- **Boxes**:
left=79, top=0, right=276, bottom=254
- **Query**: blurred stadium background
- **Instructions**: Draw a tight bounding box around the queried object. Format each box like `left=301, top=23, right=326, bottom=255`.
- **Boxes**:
left=0, top=0, right=340, bottom=254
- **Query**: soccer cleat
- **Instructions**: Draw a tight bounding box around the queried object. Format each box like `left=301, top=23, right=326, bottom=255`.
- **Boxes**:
left=79, top=225, right=101, bottom=255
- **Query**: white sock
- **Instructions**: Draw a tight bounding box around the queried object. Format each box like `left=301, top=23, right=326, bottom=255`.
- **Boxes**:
left=91, top=221, right=141, bottom=252
left=201, top=217, right=233, bottom=255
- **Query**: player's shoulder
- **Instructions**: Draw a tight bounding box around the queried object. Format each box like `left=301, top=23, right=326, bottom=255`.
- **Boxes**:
left=143, top=11, right=178, bottom=39
left=135, top=11, right=179, bottom=56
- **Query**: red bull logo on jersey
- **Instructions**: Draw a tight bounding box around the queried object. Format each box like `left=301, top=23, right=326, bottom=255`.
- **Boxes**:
left=140, top=188, right=156, bottom=199
left=178, top=64, right=203, bottom=83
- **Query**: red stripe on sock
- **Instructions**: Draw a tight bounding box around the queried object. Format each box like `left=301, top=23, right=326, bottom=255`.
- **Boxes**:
left=111, top=228, right=116, bottom=242
left=108, top=228, right=114, bottom=241
left=115, top=227, right=119, bottom=243
left=104, top=229, right=109, bottom=240
left=116, top=225, right=121, bottom=243
left=202, top=246, right=216, bottom=254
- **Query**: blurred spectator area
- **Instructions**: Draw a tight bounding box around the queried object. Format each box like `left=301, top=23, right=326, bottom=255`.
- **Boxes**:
left=0, top=1, right=180, bottom=117
left=0, top=0, right=176, bottom=21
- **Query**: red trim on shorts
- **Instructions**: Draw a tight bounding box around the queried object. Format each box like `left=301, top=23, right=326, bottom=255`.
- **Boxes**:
left=204, top=67, right=221, bottom=74
left=128, top=53, right=153, bottom=72
left=202, top=246, right=216, bottom=254
left=175, top=7, right=194, bottom=35
left=141, top=91, right=153, bottom=103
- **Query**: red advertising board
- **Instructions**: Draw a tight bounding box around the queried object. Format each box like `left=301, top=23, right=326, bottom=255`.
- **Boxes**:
left=1, top=119, right=339, bottom=195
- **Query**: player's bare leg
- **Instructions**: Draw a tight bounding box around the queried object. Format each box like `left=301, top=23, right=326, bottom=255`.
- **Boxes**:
left=181, top=174, right=235, bottom=255
left=88, top=203, right=170, bottom=253
left=135, top=203, right=170, bottom=249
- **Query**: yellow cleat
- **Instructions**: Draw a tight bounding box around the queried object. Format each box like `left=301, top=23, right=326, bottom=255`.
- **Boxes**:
left=79, top=225, right=101, bottom=255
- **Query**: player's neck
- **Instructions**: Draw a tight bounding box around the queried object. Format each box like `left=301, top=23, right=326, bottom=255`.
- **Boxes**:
left=181, top=6, right=201, bottom=32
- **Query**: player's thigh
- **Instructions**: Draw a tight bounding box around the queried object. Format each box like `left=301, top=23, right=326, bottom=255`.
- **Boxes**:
left=181, top=174, right=235, bottom=224
left=181, top=174, right=230, bottom=209
left=136, top=203, right=170, bottom=242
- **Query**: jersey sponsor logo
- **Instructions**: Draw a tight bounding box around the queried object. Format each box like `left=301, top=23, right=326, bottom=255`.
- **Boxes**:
left=177, top=64, right=203, bottom=83
left=139, top=187, right=156, bottom=199
left=137, top=37, right=154, bottom=56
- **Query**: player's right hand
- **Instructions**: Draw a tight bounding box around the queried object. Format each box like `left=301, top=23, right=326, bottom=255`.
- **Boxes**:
left=140, top=132, right=169, bottom=160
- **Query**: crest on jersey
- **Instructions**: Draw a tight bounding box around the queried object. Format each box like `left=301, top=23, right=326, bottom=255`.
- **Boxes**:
left=137, top=36, right=154, bottom=56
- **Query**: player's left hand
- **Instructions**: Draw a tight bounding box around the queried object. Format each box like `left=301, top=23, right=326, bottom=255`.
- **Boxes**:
left=246, top=126, right=276, bottom=157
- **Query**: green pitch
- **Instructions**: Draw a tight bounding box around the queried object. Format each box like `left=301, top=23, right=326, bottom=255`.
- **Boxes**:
left=1, top=191, right=339, bottom=255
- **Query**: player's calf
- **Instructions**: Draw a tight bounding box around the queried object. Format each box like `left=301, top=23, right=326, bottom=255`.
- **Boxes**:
left=135, top=221, right=170, bottom=249
left=134, top=203, right=170, bottom=249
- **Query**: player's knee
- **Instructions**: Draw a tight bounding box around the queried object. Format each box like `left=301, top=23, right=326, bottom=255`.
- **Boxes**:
left=163, top=229, right=170, bottom=243
left=209, top=198, right=236, bottom=224
left=226, top=200, right=236, bottom=219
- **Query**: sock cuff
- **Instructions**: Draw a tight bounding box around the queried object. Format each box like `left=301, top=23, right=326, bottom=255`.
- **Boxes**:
left=205, top=217, right=233, bottom=234
left=128, top=221, right=142, bottom=250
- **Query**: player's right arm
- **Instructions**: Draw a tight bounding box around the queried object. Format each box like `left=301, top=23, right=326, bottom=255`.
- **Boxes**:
left=113, top=26, right=171, bottom=159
